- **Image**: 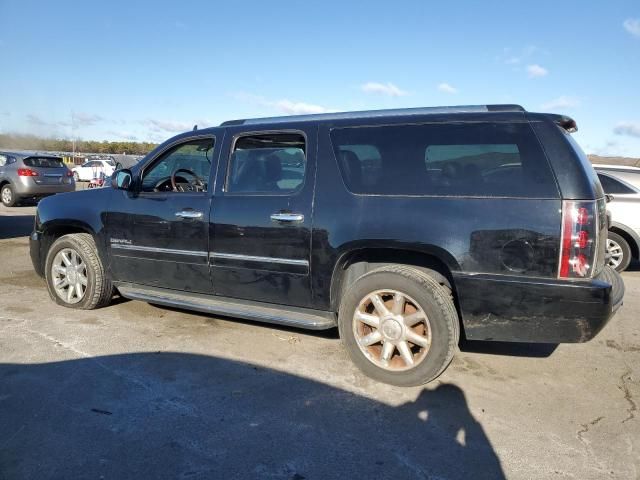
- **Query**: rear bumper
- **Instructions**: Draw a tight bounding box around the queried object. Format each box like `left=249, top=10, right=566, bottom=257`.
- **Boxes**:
left=454, top=266, right=624, bottom=343
left=14, top=177, right=75, bottom=197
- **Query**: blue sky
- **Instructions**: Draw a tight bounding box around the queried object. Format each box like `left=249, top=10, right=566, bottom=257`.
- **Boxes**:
left=1, top=0, right=639, bottom=156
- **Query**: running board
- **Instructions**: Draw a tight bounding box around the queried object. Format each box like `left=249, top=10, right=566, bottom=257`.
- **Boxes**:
left=116, top=283, right=337, bottom=330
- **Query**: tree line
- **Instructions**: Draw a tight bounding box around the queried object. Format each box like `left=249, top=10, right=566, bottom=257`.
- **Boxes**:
left=0, top=133, right=158, bottom=155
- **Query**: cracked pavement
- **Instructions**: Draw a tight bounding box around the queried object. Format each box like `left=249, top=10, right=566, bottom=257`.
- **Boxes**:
left=0, top=204, right=638, bottom=479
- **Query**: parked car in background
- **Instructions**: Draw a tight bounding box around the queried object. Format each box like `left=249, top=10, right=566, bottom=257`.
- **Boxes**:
left=594, top=165, right=640, bottom=271
left=72, top=159, right=115, bottom=182
left=0, top=151, right=75, bottom=207
left=30, top=105, right=624, bottom=386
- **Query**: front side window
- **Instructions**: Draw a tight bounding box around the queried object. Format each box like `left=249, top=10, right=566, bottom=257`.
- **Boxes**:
left=331, top=122, right=558, bottom=197
left=226, top=132, right=306, bottom=194
left=141, top=138, right=214, bottom=193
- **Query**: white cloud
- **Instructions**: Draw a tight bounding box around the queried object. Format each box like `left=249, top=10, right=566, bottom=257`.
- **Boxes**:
left=27, top=114, right=50, bottom=126
left=72, top=112, right=103, bottom=127
left=269, top=100, right=329, bottom=115
left=623, top=18, right=640, bottom=37
left=145, top=119, right=192, bottom=133
left=232, top=92, right=331, bottom=115
left=437, top=82, right=458, bottom=94
left=361, top=82, right=408, bottom=97
left=613, top=122, right=640, bottom=138
left=106, top=130, right=139, bottom=141
left=540, top=96, right=581, bottom=110
left=527, top=64, right=548, bottom=78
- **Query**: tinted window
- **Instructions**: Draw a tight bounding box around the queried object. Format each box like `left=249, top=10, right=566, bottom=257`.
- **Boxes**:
left=226, top=132, right=306, bottom=194
left=23, top=157, right=65, bottom=168
left=331, top=122, right=558, bottom=197
left=597, top=174, right=637, bottom=194
left=142, top=138, right=214, bottom=192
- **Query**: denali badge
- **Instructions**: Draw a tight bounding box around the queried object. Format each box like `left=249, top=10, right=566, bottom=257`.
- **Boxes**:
left=110, top=238, right=132, bottom=245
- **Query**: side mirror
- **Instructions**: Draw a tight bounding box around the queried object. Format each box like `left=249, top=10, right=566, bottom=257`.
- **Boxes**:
left=112, top=169, right=133, bottom=190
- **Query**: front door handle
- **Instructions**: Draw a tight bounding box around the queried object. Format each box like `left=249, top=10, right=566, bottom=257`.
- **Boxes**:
left=270, top=212, right=304, bottom=223
left=175, top=210, right=203, bottom=219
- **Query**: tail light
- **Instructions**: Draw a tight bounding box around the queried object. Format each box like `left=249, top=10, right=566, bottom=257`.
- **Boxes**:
left=66, top=170, right=73, bottom=177
left=558, top=200, right=601, bottom=279
left=17, top=168, right=39, bottom=177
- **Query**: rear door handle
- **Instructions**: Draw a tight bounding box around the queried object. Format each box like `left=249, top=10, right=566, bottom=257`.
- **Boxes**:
left=175, top=210, right=203, bottom=219
left=270, top=212, right=304, bottom=223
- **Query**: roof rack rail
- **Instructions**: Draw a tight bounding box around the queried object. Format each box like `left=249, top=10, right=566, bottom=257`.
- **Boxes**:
left=220, top=104, right=526, bottom=126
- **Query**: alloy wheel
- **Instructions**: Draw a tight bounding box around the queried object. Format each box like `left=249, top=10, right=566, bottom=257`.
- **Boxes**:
left=607, top=239, right=624, bottom=270
left=352, top=289, right=432, bottom=371
left=51, top=248, right=88, bottom=304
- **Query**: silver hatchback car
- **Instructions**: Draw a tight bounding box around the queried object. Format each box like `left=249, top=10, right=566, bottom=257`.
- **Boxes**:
left=0, top=151, right=75, bottom=207
left=595, top=165, right=640, bottom=271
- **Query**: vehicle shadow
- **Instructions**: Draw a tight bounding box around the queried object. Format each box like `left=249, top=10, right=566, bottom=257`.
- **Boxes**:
left=0, top=215, right=35, bottom=239
left=0, top=353, right=505, bottom=479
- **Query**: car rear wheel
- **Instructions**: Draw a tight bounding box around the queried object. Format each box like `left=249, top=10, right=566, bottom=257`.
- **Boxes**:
left=1, top=184, right=18, bottom=207
left=338, top=265, right=459, bottom=386
left=607, top=231, right=631, bottom=272
left=45, top=233, right=113, bottom=309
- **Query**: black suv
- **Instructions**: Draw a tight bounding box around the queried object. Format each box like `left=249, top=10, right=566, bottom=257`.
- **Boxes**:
left=30, top=105, right=624, bottom=386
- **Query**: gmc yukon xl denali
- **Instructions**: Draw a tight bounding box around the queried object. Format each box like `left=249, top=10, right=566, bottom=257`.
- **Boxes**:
left=30, top=105, right=624, bottom=386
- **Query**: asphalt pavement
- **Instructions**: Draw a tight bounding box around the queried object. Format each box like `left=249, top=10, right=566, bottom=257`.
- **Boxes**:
left=0, top=203, right=638, bottom=479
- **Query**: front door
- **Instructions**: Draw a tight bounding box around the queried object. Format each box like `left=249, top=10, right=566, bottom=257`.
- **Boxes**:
left=106, top=134, right=219, bottom=293
left=210, top=126, right=316, bottom=307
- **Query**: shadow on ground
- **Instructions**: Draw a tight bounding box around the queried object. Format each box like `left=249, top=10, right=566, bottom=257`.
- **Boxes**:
left=0, top=353, right=505, bottom=479
left=0, top=215, right=34, bottom=239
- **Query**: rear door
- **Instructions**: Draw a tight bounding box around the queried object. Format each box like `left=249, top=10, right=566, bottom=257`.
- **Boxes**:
left=210, top=126, right=316, bottom=307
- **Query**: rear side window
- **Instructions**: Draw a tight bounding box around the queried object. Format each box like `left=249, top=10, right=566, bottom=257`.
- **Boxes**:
left=226, top=132, right=306, bottom=194
left=23, top=157, right=65, bottom=168
left=331, top=122, right=558, bottom=197
left=597, top=173, right=637, bottom=194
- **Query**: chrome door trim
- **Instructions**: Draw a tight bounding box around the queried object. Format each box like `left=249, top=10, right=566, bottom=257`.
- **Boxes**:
left=110, top=243, right=208, bottom=257
left=270, top=213, right=304, bottom=222
left=210, top=252, right=309, bottom=266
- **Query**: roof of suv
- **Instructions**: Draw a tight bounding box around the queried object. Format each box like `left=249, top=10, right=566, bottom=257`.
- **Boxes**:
left=220, top=104, right=527, bottom=126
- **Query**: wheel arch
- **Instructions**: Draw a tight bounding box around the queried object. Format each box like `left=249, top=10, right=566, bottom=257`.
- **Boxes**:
left=610, top=222, right=640, bottom=260
left=38, top=220, right=98, bottom=271
left=329, top=246, right=460, bottom=312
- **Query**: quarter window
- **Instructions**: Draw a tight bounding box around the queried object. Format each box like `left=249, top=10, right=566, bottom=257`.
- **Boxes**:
left=597, top=174, right=637, bottom=194
left=226, top=132, right=306, bottom=194
left=0, top=155, right=6, bottom=167
left=331, top=122, right=558, bottom=197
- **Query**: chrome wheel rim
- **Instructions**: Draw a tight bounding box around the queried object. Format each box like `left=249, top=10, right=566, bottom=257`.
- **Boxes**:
left=51, top=248, right=88, bottom=304
left=607, top=239, right=623, bottom=269
left=1, top=187, right=11, bottom=204
left=353, top=289, right=432, bottom=371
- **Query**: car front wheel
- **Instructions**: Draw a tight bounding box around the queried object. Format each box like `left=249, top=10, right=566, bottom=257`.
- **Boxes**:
left=338, top=265, right=459, bottom=386
left=607, top=231, right=632, bottom=272
left=45, top=233, right=113, bottom=309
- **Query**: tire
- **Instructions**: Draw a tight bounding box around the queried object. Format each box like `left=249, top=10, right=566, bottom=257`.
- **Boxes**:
left=73, top=171, right=80, bottom=182
left=607, top=231, right=632, bottom=272
left=44, top=233, right=113, bottom=309
left=338, top=265, right=459, bottom=386
left=1, top=184, right=18, bottom=207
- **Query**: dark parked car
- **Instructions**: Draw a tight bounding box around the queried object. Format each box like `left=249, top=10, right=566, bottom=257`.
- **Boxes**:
left=29, top=105, right=624, bottom=386
left=0, top=151, right=75, bottom=206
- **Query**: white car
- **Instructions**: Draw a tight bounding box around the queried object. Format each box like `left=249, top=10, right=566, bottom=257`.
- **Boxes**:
left=71, top=159, right=115, bottom=181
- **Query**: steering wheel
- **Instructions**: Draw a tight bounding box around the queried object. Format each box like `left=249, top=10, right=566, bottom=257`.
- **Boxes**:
left=171, top=168, right=205, bottom=192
